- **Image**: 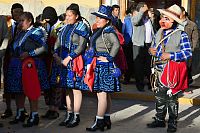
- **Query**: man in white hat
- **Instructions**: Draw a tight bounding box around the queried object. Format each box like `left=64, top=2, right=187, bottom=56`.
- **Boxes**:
left=147, top=4, right=192, bottom=133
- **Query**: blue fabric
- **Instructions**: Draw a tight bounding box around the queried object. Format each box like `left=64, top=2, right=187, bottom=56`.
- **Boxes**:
left=103, top=26, right=116, bottom=34
left=13, top=31, right=26, bottom=51
left=74, top=21, right=90, bottom=38
left=84, top=27, right=104, bottom=65
left=170, top=32, right=192, bottom=61
left=82, top=62, right=121, bottom=92
left=59, top=24, right=76, bottom=49
left=84, top=26, right=121, bottom=92
left=153, top=29, right=192, bottom=69
left=122, top=15, right=133, bottom=44
left=69, top=52, right=78, bottom=59
left=83, top=48, right=95, bottom=64
left=29, top=28, right=47, bottom=47
left=15, top=28, right=46, bottom=49
left=93, top=63, right=121, bottom=92
left=91, top=5, right=112, bottom=20
left=5, top=58, right=50, bottom=93
left=83, top=52, right=121, bottom=92
left=12, top=27, right=47, bottom=57
left=51, top=22, right=89, bottom=89
left=50, top=61, right=83, bottom=89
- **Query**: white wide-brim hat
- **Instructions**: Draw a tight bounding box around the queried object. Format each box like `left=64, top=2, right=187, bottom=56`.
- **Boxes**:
left=157, top=4, right=183, bottom=25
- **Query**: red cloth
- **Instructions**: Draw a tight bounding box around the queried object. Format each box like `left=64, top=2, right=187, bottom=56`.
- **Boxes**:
left=160, top=60, right=188, bottom=94
left=115, top=46, right=128, bottom=73
left=114, top=29, right=127, bottom=73
left=22, top=57, right=41, bottom=100
left=73, top=55, right=84, bottom=77
left=115, top=29, right=125, bottom=45
left=84, top=57, right=97, bottom=92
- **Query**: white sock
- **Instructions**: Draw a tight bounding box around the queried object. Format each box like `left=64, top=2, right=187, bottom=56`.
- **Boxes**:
left=96, top=116, right=103, bottom=119
left=74, top=112, right=79, bottom=115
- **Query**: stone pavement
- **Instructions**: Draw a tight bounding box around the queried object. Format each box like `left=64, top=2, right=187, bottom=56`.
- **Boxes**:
left=0, top=75, right=200, bottom=132
left=0, top=93, right=200, bottom=133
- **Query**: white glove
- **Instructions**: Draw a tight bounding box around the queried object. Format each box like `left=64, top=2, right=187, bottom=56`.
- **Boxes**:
left=167, top=89, right=173, bottom=97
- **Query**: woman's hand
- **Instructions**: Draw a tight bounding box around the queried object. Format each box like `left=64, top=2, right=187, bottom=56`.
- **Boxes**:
left=20, top=52, right=29, bottom=60
left=97, top=56, right=108, bottom=62
left=62, top=56, right=72, bottom=67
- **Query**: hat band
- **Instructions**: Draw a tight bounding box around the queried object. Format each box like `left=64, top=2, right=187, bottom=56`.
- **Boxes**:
left=96, top=12, right=108, bottom=17
left=163, top=9, right=180, bottom=18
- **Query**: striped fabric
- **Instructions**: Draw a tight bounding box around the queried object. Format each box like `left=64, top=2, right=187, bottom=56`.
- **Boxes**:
left=153, top=29, right=192, bottom=69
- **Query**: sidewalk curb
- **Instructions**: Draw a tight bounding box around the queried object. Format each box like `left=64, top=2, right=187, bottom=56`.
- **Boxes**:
left=84, top=92, right=200, bottom=105
left=111, top=92, right=200, bottom=105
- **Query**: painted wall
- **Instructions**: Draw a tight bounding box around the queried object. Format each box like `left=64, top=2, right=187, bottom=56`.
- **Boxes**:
left=0, top=0, right=99, bottom=23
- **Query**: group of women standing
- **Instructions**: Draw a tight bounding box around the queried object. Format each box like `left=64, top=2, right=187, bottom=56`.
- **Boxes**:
left=4, top=3, right=121, bottom=132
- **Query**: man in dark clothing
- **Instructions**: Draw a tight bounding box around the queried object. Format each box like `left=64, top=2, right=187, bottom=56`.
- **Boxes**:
left=111, top=4, right=123, bottom=33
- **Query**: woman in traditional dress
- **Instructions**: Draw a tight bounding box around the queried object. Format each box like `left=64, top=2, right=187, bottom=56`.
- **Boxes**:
left=6, top=12, right=49, bottom=127
left=85, top=5, right=121, bottom=132
left=50, top=3, right=90, bottom=128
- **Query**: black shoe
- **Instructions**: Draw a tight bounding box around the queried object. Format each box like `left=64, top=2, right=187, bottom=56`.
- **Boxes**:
left=1, top=109, right=13, bottom=119
left=59, top=112, right=73, bottom=126
left=86, top=117, right=105, bottom=132
left=167, top=122, right=177, bottom=132
left=66, top=114, right=80, bottom=128
left=41, top=110, right=52, bottom=119
left=147, top=117, right=166, bottom=128
left=104, top=116, right=111, bottom=129
left=0, top=123, right=3, bottom=127
left=9, top=109, right=27, bottom=125
left=48, top=111, right=59, bottom=120
left=23, top=113, right=39, bottom=128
